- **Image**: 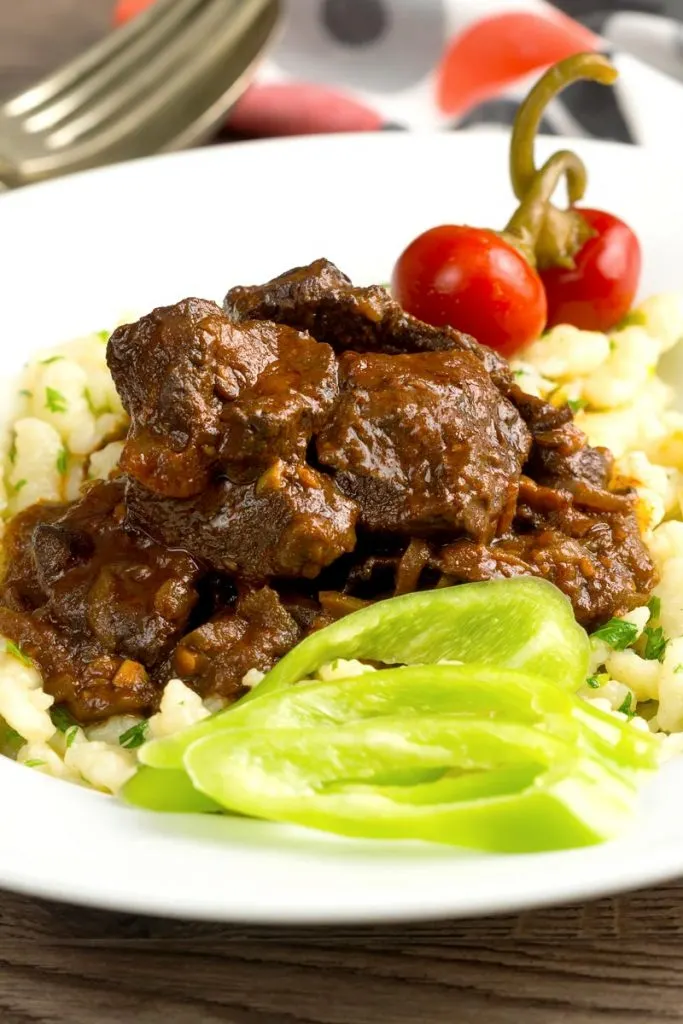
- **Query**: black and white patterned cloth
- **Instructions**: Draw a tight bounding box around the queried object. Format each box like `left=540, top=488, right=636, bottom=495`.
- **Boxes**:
left=541, top=1, right=683, bottom=142
left=226, top=0, right=683, bottom=144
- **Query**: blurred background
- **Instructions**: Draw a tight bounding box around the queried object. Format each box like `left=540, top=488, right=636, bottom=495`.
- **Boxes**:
left=2, top=1, right=683, bottom=154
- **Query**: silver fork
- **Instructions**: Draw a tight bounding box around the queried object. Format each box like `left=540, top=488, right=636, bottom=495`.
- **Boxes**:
left=0, top=0, right=280, bottom=189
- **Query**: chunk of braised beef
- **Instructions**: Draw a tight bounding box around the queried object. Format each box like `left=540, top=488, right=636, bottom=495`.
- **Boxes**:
left=435, top=478, right=655, bottom=630
left=0, top=479, right=201, bottom=720
left=224, top=259, right=594, bottom=456
left=0, top=499, right=66, bottom=613
left=316, top=350, right=531, bottom=542
left=0, top=259, right=661, bottom=726
left=168, top=586, right=302, bottom=700
left=218, top=328, right=337, bottom=481
left=224, top=258, right=506, bottom=373
left=0, top=606, right=156, bottom=721
left=107, top=299, right=338, bottom=495
left=107, top=299, right=229, bottom=497
left=526, top=439, right=614, bottom=490
left=125, top=461, right=358, bottom=580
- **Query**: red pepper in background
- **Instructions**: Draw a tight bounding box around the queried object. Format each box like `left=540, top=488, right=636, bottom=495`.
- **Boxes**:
left=436, top=10, right=598, bottom=117
left=114, top=0, right=153, bottom=24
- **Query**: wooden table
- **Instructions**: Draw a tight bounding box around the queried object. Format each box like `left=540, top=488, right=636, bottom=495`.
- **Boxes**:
left=2, top=4, right=683, bottom=1021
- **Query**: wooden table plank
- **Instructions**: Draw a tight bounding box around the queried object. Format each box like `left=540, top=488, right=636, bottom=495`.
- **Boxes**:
left=0, top=884, right=683, bottom=1022
left=2, top=3, right=683, bottom=1021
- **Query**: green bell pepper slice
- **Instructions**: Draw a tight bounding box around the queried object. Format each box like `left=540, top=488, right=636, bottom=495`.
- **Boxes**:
left=125, top=666, right=657, bottom=831
left=140, top=664, right=576, bottom=771
left=183, top=717, right=639, bottom=852
left=251, top=578, right=589, bottom=697
left=140, top=578, right=589, bottom=772
left=122, top=766, right=221, bottom=813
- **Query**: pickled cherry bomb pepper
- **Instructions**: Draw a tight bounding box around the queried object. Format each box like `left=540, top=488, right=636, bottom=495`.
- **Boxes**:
left=509, top=53, right=641, bottom=333
left=391, top=53, right=642, bottom=354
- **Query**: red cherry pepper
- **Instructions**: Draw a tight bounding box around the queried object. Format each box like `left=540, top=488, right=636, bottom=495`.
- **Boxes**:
left=509, top=53, right=641, bottom=334
left=540, top=208, right=641, bottom=332
left=392, top=54, right=641, bottom=354
left=391, top=224, right=546, bottom=358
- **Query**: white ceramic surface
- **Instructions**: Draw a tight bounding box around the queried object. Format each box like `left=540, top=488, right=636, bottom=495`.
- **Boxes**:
left=1, top=131, right=683, bottom=923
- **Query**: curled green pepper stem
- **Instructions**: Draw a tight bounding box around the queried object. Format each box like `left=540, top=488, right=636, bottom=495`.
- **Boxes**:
left=502, top=151, right=590, bottom=267
left=510, top=53, right=618, bottom=201
left=507, top=53, right=619, bottom=269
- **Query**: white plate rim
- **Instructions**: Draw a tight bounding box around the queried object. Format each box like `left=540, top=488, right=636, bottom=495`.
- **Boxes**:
left=1, top=129, right=683, bottom=923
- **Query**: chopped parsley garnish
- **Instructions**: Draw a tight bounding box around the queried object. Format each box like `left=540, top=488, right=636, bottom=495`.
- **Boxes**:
left=642, top=625, right=667, bottom=662
left=56, top=447, right=68, bottom=475
left=609, top=338, right=617, bottom=353
left=3, top=727, right=22, bottom=744
left=648, top=596, right=661, bottom=619
left=119, top=721, right=148, bottom=750
left=585, top=675, right=601, bottom=689
left=51, top=706, right=77, bottom=733
left=592, top=618, right=639, bottom=651
left=45, top=387, right=68, bottom=414
left=513, top=369, right=526, bottom=378
left=617, top=692, right=635, bottom=717
left=65, top=725, right=79, bottom=748
left=676, top=665, right=683, bottom=675
left=8, top=437, right=16, bottom=464
left=24, top=759, right=46, bottom=768
left=5, top=639, right=32, bottom=666
left=567, top=398, right=587, bottom=413
left=620, top=310, right=646, bottom=329
left=13, top=479, right=27, bottom=493
left=39, top=355, right=64, bottom=365
left=18, top=388, right=32, bottom=399
left=97, top=329, right=110, bottom=342
left=83, top=387, right=97, bottom=415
